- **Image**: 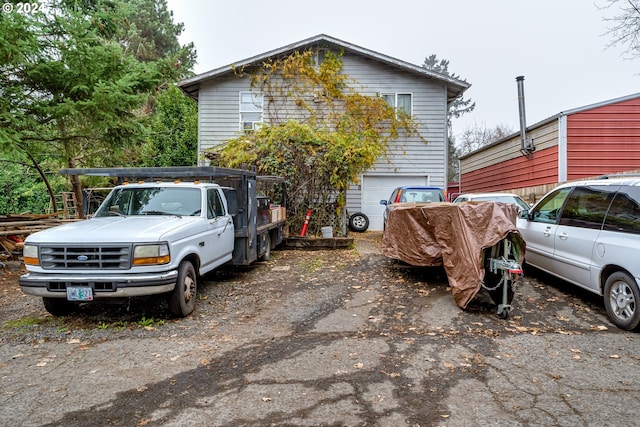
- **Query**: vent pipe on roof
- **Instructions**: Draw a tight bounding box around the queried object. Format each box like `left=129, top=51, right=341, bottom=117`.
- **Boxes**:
left=516, top=76, right=535, bottom=157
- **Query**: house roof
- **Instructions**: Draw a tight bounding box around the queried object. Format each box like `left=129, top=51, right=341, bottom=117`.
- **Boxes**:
left=459, top=91, right=640, bottom=160
left=176, top=34, right=470, bottom=104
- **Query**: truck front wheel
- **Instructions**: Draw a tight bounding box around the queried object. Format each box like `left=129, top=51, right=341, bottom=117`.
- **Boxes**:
left=168, top=261, right=197, bottom=317
left=43, top=297, right=77, bottom=316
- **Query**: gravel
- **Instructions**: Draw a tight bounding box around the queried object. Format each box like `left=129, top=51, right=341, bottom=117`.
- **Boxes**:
left=1, top=232, right=639, bottom=426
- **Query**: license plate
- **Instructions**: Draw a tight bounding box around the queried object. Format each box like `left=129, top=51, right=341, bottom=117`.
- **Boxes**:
left=67, top=286, right=93, bottom=301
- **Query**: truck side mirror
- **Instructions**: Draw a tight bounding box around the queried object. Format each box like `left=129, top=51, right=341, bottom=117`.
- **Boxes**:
left=380, top=200, right=388, bottom=206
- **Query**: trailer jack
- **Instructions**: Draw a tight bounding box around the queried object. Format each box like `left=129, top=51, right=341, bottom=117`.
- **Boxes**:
left=483, top=238, right=523, bottom=319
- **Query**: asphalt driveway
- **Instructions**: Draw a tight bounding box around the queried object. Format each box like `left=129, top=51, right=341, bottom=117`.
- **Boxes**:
left=1, top=232, right=639, bottom=426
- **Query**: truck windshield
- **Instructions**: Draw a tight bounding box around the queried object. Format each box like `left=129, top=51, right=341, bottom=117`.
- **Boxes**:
left=95, top=187, right=202, bottom=217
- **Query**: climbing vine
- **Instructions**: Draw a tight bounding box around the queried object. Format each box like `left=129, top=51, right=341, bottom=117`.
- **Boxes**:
left=213, top=49, right=422, bottom=235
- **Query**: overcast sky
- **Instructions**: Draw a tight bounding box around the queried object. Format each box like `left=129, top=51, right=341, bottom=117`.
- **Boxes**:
left=165, top=0, right=639, bottom=139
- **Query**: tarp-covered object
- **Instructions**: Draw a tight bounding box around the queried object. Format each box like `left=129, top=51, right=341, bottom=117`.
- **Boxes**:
left=381, top=202, right=526, bottom=309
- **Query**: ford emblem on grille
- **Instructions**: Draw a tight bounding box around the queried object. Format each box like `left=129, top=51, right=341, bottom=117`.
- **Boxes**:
left=77, top=255, right=89, bottom=261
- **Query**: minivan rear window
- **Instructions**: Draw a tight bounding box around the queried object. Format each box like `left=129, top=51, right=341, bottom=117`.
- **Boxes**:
left=604, top=187, right=640, bottom=234
left=558, top=186, right=614, bottom=230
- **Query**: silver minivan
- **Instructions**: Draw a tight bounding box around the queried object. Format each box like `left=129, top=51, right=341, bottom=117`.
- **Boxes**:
left=517, top=176, right=640, bottom=330
left=453, top=192, right=530, bottom=211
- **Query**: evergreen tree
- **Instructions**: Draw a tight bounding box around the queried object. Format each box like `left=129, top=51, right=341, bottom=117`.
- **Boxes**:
left=422, top=54, right=475, bottom=181
left=0, top=0, right=196, bottom=216
left=423, top=54, right=475, bottom=122
left=140, top=85, right=198, bottom=166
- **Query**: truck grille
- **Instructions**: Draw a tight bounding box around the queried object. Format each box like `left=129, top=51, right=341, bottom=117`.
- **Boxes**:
left=39, top=245, right=132, bottom=269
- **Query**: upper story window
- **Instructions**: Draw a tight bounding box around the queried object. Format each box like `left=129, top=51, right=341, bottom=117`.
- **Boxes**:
left=314, top=48, right=331, bottom=66
left=382, top=93, right=412, bottom=116
left=240, top=91, right=263, bottom=131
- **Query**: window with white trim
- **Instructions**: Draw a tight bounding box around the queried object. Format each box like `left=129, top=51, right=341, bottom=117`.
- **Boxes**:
left=239, top=91, right=263, bottom=131
left=381, top=93, right=412, bottom=116
left=314, top=48, right=329, bottom=66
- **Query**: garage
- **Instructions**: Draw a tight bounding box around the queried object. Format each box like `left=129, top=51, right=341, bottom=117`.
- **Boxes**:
left=360, top=175, right=429, bottom=230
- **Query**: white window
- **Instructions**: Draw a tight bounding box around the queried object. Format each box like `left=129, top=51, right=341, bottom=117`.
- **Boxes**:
left=314, top=48, right=329, bottom=66
left=239, top=91, right=263, bottom=131
left=381, top=94, right=395, bottom=107
left=381, top=93, right=412, bottom=116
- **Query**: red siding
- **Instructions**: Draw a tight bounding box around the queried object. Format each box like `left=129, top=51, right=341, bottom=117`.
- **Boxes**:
left=567, top=97, right=640, bottom=180
left=460, top=146, right=558, bottom=192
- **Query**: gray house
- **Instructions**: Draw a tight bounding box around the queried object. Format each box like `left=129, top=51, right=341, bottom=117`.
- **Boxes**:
left=177, top=34, right=469, bottom=230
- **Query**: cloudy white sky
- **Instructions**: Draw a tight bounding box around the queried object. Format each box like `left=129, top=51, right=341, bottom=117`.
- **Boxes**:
left=166, top=0, right=639, bottom=139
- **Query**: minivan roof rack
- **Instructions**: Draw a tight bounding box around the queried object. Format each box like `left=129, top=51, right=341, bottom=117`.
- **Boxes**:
left=597, top=173, right=640, bottom=179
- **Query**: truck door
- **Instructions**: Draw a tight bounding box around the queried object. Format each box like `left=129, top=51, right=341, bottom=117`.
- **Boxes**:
left=203, top=188, right=234, bottom=269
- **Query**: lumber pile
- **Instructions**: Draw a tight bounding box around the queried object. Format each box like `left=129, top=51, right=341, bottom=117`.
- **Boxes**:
left=0, top=213, right=77, bottom=259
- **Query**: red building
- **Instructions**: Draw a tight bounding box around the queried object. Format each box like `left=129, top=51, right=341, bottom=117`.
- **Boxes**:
left=459, top=93, right=640, bottom=202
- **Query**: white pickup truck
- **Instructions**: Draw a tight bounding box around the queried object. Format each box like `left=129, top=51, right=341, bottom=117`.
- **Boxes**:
left=19, top=167, right=287, bottom=317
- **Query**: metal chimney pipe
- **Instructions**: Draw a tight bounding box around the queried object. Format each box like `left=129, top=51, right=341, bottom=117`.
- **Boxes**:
left=516, top=76, right=528, bottom=151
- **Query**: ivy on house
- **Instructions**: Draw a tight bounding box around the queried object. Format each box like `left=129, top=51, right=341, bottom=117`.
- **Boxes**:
left=215, top=50, right=423, bottom=235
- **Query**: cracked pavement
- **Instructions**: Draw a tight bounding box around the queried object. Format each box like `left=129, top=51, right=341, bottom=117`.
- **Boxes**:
left=1, top=232, right=639, bottom=426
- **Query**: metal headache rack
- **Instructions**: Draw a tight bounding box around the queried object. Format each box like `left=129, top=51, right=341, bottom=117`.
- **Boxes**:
left=59, top=166, right=283, bottom=183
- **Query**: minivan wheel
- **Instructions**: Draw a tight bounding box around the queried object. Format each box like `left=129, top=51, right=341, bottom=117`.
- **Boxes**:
left=604, top=271, right=640, bottom=331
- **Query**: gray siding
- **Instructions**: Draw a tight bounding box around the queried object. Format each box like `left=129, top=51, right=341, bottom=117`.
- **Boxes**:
left=346, top=182, right=363, bottom=214
left=195, top=50, right=450, bottom=213
left=341, top=54, right=447, bottom=181
left=197, top=75, right=253, bottom=163
left=341, top=53, right=448, bottom=212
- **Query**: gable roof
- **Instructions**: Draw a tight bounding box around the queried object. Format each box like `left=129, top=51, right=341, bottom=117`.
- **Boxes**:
left=177, top=34, right=470, bottom=103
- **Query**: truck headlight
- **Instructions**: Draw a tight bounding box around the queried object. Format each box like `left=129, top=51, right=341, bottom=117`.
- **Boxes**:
left=133, top=243, right=170, bottom=265
left=23, top=244, right=39, bottom=266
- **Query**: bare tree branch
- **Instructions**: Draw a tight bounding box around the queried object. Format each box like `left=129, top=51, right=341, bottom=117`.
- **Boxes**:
left=599, top=0, right=640, bottom=59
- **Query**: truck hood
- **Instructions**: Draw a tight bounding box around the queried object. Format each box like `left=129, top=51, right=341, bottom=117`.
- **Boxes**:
left=25, top=216, right=204, bottom=244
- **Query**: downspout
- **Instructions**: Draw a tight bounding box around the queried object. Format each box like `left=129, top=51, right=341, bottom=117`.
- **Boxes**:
left=558, top=114, right=568, bottom=182
left=516, top=76, right=535, bottom=157
left=197, top=95, right=204, bottom=166
left=457, top=157, right=462, bottom=193
left=444, top=85, right=449, bottom=192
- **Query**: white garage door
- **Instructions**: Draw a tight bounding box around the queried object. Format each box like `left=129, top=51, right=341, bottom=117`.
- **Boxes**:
left=361, top=175, right=429, bottom=230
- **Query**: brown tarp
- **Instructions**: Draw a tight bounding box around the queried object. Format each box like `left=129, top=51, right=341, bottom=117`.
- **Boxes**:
left=381, top=202, right=525, bottom=309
